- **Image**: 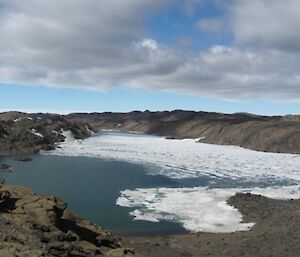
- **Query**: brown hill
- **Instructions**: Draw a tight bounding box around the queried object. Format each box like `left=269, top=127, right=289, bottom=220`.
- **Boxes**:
left=66, top=111, right=300, bottom=154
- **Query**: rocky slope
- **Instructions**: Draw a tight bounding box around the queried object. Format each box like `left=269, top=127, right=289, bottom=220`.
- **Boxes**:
left=1, top=110, right=299, bottom=154
left=0, top=183, right=139, bottom=257
left=66, top=110, right=300, bottom=154
left=0, top=112, right=93, bottom=154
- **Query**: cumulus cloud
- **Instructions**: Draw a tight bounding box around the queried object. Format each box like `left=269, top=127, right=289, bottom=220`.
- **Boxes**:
left=0, top=0, right=299, bottom=101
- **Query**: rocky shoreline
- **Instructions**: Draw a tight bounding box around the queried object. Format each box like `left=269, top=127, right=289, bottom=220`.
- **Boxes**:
left=0, top=182, right=298, bottom=257
left=0, top=183, right=140, bottom=257
left=0, top=110, right=299, bottom=257
left=125, top=193, right=300, bottom=257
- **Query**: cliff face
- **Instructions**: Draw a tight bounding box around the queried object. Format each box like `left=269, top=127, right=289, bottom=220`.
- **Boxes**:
left=0, top=112, right=93, bottom=155
left=66, top=111, right=300, bottom=154
left=0, top=184, right=138, bottom=257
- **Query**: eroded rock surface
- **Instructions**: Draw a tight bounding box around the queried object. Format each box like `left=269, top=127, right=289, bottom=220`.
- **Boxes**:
left=0, top=184, right=139, bottom=257
left=0, top=112, right=93, bottom=155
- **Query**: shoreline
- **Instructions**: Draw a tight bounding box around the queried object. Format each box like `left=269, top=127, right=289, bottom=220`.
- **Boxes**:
left=1, top=134, right=300, bottom=238
left=0, top=165, right=299, bottom=256
left=1, top=180, right=299, bottom=257
left=1, top=110, right=300, bottom=155
left=123, top=193, right=300, bottom=257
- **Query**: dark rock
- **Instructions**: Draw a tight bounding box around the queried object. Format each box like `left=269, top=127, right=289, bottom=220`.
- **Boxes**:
left=0, top=113, right=92, bottom=155
left=0, top=164, right=11, bottom=171
left=0, top=185, right=137, bottom=257
left=15, top=157, right=33, bottom=162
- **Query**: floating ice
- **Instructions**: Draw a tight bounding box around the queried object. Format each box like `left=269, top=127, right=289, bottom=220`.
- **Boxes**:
left=45, top=131, right=300, bottom=183
left=117, top=186, right=300, bottom=233
left=44, top=131, right=300, bottom=233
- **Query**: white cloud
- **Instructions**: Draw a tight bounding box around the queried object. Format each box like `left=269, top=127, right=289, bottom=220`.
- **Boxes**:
left=196, top=18, right=222, bottom=33
left=0, top=0, right=299, bottom=101
left=137, top=39, right=158, bottom=50
left=231, top=0, right=300, bottom=51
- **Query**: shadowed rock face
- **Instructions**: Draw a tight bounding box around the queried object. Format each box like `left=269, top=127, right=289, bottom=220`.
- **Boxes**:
left=66, top=111, right=300, bottom=154
left=0, top=112, right=93, bottom=155
left=0, top=184, right=139, bottom=257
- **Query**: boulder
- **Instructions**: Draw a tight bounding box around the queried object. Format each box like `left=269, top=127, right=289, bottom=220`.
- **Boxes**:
left=0, top=164, right=11, bottom=171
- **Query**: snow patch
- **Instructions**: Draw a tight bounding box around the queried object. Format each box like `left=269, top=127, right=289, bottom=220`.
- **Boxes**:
left=61, top=130, right=75, bottom=143
left=85, top=125, right=94, bottom=135
left=195, top=137, right=205, bottom=142
left=31, top=129, right=44, bottom=138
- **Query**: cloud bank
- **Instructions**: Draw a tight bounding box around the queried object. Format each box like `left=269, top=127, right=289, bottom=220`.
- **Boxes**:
left=0, top=0, right=299, bottom=101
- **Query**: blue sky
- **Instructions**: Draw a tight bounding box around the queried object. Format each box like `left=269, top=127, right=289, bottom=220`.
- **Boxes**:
left=1, top=84, right=299, bottom=115
left=0, top=0, right=299, bottom=115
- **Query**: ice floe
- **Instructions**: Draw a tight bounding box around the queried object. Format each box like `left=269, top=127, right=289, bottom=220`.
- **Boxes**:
left=117, top=186, right=300, bottom=233
left=46, top=131, right=300, bottom=183
left=44, top=131, right=300, bottom=233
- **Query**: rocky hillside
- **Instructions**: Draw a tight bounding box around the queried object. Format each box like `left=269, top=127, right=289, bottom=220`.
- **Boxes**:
left=0, top=183, right=138, bottom=257
left=0, top=112, right=93, bottom=154
left=66, top=110, right=300, bottom=154
left=1, top=110, right=299, bottom=154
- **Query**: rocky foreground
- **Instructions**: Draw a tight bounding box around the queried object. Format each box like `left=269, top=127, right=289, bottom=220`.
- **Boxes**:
left=0, top=184, right=140, bottom=257
left=1, top=182, right=299, bottom=257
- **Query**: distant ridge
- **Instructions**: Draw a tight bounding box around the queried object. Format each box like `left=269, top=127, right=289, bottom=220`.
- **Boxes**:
left=0, top=110, right=299, bottom=154
left=66, top=110, right=300, bottom=154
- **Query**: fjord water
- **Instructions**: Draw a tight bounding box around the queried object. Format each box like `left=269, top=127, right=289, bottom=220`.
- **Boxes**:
left=1, top=131, right=299, bottom=234
left=0, top=154, right=186, bottom=235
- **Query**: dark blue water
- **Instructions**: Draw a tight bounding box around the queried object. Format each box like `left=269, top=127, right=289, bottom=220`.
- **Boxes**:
left=0, top=154, right=187, bottom=235
left=0, top=152, right=296, bottom=235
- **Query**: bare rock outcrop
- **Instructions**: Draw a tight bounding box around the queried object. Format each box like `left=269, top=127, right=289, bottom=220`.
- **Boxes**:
left=0, top=184, right=139, bottom=257
left=0, top=113, right=93, bottom=155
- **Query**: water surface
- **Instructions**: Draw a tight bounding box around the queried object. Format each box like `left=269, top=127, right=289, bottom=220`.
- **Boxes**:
left=1, top=131, right=299, bottom=234
left=0, top=154, right=186, bottom=235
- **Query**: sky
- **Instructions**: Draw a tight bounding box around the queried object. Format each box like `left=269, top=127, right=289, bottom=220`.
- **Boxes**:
left=0, top=0, right=299, bottom=115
